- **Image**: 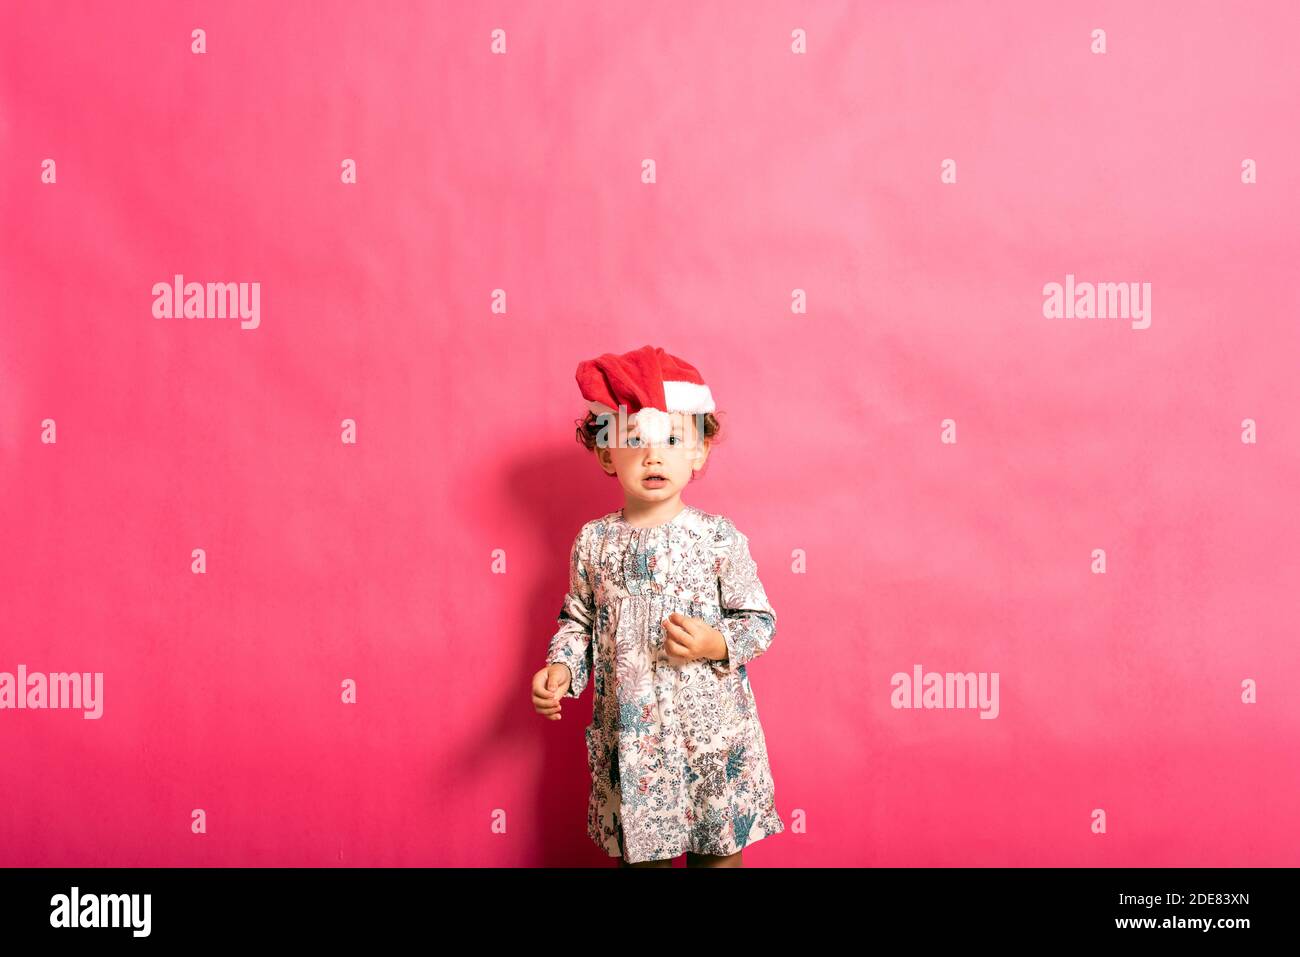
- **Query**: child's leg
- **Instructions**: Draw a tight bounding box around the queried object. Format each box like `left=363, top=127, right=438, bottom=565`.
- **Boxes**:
left=685, top=851, right=743, bottom=868
left=620, top=855, right=675, bottom=868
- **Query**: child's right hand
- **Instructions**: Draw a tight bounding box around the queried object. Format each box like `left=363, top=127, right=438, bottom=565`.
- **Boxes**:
left=532, top=663, right=572, bottom=720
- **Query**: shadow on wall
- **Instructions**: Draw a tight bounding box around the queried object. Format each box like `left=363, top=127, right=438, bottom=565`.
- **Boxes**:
left=436, top=445, right=622, bottom=866
left=514, top=447, right=627, bottom=866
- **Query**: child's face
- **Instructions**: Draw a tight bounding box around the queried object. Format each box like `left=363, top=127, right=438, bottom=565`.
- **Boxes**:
left=594, top=411, right=710, bottom=504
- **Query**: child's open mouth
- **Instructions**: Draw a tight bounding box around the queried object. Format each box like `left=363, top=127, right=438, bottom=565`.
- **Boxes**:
left=642, top=476, right=668, bottom=488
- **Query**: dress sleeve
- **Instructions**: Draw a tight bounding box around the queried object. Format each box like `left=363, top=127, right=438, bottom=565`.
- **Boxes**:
left=545, top=525, right=596, bottom=698
left=708, top=520, right=777, bottom=676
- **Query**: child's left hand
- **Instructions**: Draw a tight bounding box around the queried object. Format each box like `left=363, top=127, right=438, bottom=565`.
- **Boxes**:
left=662, top=612, right=728, bottom=666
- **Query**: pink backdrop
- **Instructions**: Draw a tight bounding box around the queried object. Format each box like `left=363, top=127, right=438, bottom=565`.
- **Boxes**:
left=2, top=1, right=1297, bottom=867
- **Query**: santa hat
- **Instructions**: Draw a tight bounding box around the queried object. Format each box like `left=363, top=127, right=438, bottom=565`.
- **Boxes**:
left=575, top=344, right=715, bottom=446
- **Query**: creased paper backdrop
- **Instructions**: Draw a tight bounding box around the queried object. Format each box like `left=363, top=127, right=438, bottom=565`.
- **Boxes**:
left=2, top=0, right=1298, bottom=866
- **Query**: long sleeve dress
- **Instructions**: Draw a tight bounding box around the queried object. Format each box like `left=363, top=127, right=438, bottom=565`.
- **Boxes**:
left=545, top=503, right=785, bottom=864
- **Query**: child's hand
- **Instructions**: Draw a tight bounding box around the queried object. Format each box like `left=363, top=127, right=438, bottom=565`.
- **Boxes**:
left=662, top=612, right=728, bottom=666
left=532, top=663, right=572, bottom=720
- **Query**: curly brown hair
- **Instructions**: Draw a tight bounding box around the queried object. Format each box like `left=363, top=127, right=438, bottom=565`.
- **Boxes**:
left=573, top=410, right=723, bottom=452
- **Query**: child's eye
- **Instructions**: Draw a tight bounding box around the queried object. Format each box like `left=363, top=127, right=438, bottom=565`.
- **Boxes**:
left=626, top=434, right=681, bottom=448
left=624, top=434, right=686, bottom=447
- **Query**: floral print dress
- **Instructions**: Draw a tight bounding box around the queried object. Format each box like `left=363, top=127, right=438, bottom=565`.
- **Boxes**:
left=546, top=504, right=785, bottom=863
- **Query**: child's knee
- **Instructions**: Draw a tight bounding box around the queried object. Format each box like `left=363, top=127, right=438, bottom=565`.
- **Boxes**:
left=686, top=850, right=742, bottom=868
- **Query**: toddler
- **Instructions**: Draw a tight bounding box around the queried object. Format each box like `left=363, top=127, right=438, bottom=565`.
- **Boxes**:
left=531, top=344, right=785, bottom=868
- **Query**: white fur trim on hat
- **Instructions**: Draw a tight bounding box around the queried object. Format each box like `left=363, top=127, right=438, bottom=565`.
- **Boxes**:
left=663, top=380, right=715, bottom=413
left=629, top=406, right=672, bottom=446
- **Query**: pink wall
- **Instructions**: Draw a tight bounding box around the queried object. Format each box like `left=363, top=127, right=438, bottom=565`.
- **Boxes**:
left=2, top=1, right=1297, bottom=866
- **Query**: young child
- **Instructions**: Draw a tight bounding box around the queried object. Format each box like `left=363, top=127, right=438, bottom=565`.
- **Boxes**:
left=531, top=344, right=785, bottom=868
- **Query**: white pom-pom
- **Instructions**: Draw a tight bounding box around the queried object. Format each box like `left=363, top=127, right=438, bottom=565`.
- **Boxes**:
left=631, top=406, right=672, bottom=446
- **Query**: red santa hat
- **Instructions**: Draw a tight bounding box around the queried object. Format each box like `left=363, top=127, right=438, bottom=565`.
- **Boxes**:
left=575, top=344, right=715, bottom=446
